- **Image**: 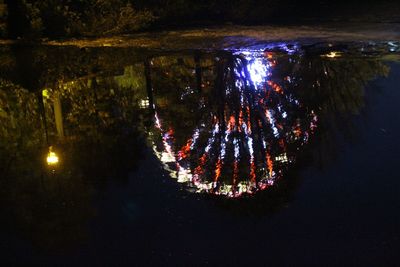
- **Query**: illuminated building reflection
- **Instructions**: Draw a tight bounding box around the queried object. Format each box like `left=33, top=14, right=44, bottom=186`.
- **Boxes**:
left=150, top=49, right=318, bottom=197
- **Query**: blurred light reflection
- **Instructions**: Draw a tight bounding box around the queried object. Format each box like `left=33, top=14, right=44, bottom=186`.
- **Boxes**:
left=46, top=147, right=59, bottom=165
left=150, top=47, right=318, bottom=197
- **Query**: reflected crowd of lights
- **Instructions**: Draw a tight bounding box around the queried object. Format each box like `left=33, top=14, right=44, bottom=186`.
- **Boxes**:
left=151, top=48, right=318, bottom=197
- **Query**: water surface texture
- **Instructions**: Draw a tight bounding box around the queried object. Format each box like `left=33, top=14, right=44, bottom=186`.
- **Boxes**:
left=0, top=42, right=399, bottom=265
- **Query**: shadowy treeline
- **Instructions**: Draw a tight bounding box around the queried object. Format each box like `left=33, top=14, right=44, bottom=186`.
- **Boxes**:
left=0, top=0, right=400, bottom=39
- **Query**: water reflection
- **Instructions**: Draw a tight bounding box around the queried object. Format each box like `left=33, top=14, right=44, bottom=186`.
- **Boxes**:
left=0, top=49, right=148, bottom=248
left=0, top=43, right=395, bottom=241
left=46, top=146, right=59, bottom=165
left=149, top=50, right=318, bottom=197
left=145, top=45, right=392, bottom=197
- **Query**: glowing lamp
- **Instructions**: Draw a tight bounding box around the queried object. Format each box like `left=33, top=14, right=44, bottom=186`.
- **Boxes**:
left=46, top=147, right=59, bottom=165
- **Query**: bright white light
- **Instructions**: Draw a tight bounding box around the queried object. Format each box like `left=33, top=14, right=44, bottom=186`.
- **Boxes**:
left=273, top=126, right=279, bottom=137
left=234, top=139, right=239, bottom=158
left=247, top=137, right=254, bottom=159
left=190, top=129, right=200, bottom=150
left=177, top=167, right=192, bottom=183
left=388, top=41, right=398, bottom=52
left=160, top=151, right=175, bottom=163
left=154, top=113, right=162, bottom=129
left=139, top=99, right=150, bottom=109
left=275, top=153, right=288, bottom=163
left=247, top=58, right=269, bottom=87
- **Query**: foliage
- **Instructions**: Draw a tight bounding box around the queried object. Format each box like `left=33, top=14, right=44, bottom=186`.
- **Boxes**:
left=5, top=0, right=156, bottom=39
left=4, top=0, right=400, bottom=39
left=0, top=59, right=148, bottom=248
left=0, top=79, right=43, bottom=151
left=82, top=1, right=155, bottom=36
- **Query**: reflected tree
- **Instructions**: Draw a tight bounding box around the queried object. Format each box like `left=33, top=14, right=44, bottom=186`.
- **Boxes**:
left=0, top=44, right=393, bottom=240
left=290, top=49, right=390, bottom=165
left=0, top=49, right=150, bottom=248
left=147, top=47, right=390, bottom=197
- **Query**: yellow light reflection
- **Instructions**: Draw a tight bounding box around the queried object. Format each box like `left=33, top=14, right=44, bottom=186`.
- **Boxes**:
left=46, top=147, right=59, bottom=165
left=323, top=51, right=341, bottom=58
left=42, top=89, right=49, bottom=98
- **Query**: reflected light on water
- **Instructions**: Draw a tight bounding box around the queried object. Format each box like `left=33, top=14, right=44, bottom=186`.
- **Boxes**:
left=150, top=47, right=318, bottom=197
left=46, top=147, right=59, bottom=165
left=247, top=58, right=270, bottom=87
left=139, top=99, right=150, bottom=109
left=323, top=51, right=342, bottom=58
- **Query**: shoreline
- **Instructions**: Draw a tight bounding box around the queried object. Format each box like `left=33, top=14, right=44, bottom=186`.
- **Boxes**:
left=1, top=23, right=400, bottom=50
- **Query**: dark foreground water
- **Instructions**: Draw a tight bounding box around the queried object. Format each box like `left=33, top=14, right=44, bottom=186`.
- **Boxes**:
left=0, top=42, right=400, bottom=265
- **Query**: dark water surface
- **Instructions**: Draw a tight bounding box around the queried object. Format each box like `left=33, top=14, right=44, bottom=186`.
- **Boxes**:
left=0, top=42, right=400, bottom=265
